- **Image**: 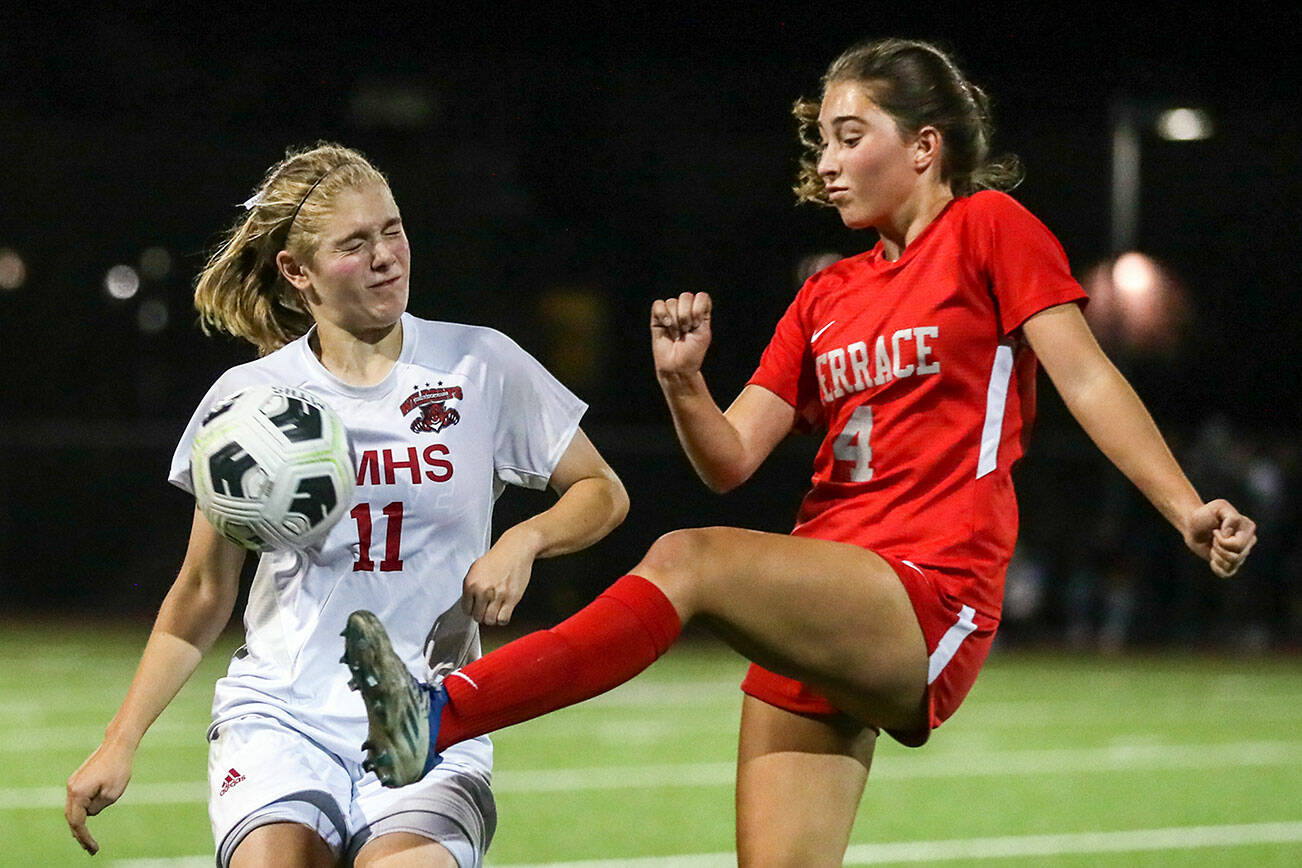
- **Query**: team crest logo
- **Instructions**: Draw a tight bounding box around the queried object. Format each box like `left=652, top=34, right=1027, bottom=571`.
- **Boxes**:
left=401, top=384, right=463, bottom=434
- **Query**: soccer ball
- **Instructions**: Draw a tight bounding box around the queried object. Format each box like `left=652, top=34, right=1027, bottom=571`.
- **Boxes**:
left=190, top=384, right=355, bottom=551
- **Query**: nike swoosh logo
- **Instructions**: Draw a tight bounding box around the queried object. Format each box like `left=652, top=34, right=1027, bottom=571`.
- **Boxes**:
left=811, top=320, right=836, bottom=343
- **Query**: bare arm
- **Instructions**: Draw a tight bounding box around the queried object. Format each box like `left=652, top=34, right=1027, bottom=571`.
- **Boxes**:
left=651, top=291, right=797, bottom=492
left=462, top=428, right=629, bottom=626
left=65, top=509, right=245, bottom=854
left=1023, top=303, right=1256, bottom=577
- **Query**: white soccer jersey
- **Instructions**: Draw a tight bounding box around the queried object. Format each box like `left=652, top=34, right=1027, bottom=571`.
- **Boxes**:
left=169, top=313, right=587, bottom=775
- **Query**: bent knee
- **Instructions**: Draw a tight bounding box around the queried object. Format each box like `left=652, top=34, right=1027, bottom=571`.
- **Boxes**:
left=633, top=528, right=737, bottom=607
left=637, top=527, right=732, bottom=575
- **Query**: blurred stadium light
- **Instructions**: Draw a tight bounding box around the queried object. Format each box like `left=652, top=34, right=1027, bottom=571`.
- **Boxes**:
left=1110, top=98, right=1214, bottom=253
left=1155, top=108, right=1214, bottom=142
left=0, top=247, right=26, bottom=291
left=537, top=287, right=608, bottom=393
left=139, top=246, right=173, bottom=280
left=347, top=79, right=438, bottom=129
left=104, top=264, right=141, bottom=299
left=137, top=298, right=169, bottom=334
left=1082, top=252, right=1189, bottom=355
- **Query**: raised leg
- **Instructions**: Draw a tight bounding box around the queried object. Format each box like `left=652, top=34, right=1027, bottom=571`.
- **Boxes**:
left=637, top=527, right=928, bottom=730
left=348, top=526, right=927, bottom=786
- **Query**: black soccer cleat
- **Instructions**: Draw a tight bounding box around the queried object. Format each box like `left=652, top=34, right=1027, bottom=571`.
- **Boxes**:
left=341, top=610, right=446, bottom=787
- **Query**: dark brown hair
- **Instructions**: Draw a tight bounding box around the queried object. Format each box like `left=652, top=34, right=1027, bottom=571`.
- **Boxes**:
left=794, top=38, right=1022, bottom=204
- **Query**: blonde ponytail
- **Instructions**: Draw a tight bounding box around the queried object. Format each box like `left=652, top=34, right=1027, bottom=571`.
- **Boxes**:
left=193, top=142, right=388, bottom=355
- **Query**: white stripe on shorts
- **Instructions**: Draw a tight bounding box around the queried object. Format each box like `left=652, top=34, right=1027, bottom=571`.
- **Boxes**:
left=977, top=344, right=1014, bottom=479
left=927, top=604, right=978, bottom=685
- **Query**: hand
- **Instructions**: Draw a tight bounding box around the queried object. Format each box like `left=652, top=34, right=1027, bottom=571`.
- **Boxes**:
left=1184, top=499, right=1257, bottom=578
left=461, top=527, right=540, bottom=626
left=66, top=739, right=134, bottom=855
left=651, top=292, right=713, bottom=379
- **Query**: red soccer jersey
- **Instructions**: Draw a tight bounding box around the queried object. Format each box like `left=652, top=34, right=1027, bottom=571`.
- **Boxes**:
left=748, top=191, right=1087, bottom=620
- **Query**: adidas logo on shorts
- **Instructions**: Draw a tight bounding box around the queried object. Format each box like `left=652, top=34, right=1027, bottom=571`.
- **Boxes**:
left=219, top=767, right=246, bottom=797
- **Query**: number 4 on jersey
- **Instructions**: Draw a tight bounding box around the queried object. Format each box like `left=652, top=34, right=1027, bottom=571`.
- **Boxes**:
left=832, top=406, right=874, bottom=482
left=351, top=501, right=404, bottom=571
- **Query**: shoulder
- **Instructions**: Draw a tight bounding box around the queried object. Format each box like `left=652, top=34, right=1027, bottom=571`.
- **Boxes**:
left=402, top=316, right=549, bottom=391
left=959, top=189, right=1049, bottom=228
left=404, top=315, right=530, bottom=364
left=206, top=340, right=307, bottom=395
left=952, top=191, right=1066, bottom=263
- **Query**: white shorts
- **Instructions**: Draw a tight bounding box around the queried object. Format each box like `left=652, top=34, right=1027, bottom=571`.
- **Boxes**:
left=208, top=714, right=495, bottom=867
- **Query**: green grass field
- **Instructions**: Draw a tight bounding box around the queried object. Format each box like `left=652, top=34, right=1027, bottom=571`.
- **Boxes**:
left=2, top=621, right=1299, bottom=866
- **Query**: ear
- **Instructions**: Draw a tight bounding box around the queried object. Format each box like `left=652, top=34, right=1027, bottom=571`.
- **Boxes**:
left=913, top=126, right=943, bottom=174
left=276, top=249, right=314, bottom=293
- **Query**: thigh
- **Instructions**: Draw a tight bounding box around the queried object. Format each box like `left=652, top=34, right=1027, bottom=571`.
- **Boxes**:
left=231, top=822, right=337, bottom=868
left=353, top=831, right=457, bottom=867
left=735, top=696, right=875, bottom=868
left=350, top=765, right=495, bottom=868
left=635, top=528, right=928, bottom=729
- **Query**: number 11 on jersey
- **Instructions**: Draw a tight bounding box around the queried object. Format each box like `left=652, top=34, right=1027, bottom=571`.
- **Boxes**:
left=832, top=406, right=874, bottom=482
left=351, top=501, right=404, bottom=571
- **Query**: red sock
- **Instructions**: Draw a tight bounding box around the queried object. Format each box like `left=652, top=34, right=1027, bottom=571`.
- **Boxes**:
left=435, top=575, right=681, bottom=750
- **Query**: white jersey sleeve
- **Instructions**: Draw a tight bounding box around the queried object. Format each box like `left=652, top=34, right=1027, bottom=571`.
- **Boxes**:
left=488, top=331, right=587, bottom=490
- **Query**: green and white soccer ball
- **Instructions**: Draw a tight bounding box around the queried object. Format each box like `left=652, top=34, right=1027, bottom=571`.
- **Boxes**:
left=190, top=384, right=354, bottom=551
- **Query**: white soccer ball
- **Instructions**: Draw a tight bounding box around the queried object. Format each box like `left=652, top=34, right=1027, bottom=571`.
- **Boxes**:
left=190, top=384, right=355, bottom=551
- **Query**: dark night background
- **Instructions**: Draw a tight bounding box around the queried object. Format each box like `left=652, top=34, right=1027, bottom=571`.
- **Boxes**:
left=1, top=5, right=1298, bottom=648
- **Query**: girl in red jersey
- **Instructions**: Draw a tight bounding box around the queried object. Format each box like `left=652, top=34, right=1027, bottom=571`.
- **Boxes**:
left=345, top=39, right=1257, bottom=865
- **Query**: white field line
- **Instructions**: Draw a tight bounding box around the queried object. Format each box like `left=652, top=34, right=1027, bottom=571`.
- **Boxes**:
left=490, top=680, right=1302, bottom=715
left=10, top=740, right=1300, bottom=810
left=496, top=739, right=1302, bottom=793
left=14, top=688, right=1300, bottom=733
left=0, top=719, right=731, bottom=755
left=16, top=700, right=1302, bottom=755
left=965, top=694, right=1302, bottom=716
left=111, top=822, right=1302, bottom=867
left=0, top=680, right=740, bottom=721
left=839, top=822, right=1302, bottom=864
left=475, top=822, right=1302, bottom=868
left=538, top=680, right=741, bottom=709
left=7, top=781, right=209, bottom=811
left=0, top=721, right=200, bottom=752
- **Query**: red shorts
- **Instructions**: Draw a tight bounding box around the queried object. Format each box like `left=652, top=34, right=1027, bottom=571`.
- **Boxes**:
left=740, top=554, right=999, bottom=746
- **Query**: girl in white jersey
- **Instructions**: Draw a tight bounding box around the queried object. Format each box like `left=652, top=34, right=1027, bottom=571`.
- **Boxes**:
left=65, top=143, right=629, bottom=868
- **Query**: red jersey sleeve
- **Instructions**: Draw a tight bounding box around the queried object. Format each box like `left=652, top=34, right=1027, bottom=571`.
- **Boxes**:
left=968, top=191, right=1088, bottom=334
left=747, top=283, right=821, bottom=426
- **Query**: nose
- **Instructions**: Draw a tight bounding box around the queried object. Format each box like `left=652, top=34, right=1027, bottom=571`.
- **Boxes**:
left=372, top=239, right=398, bottom=270
left=817, top=144, right=838, bottom=182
